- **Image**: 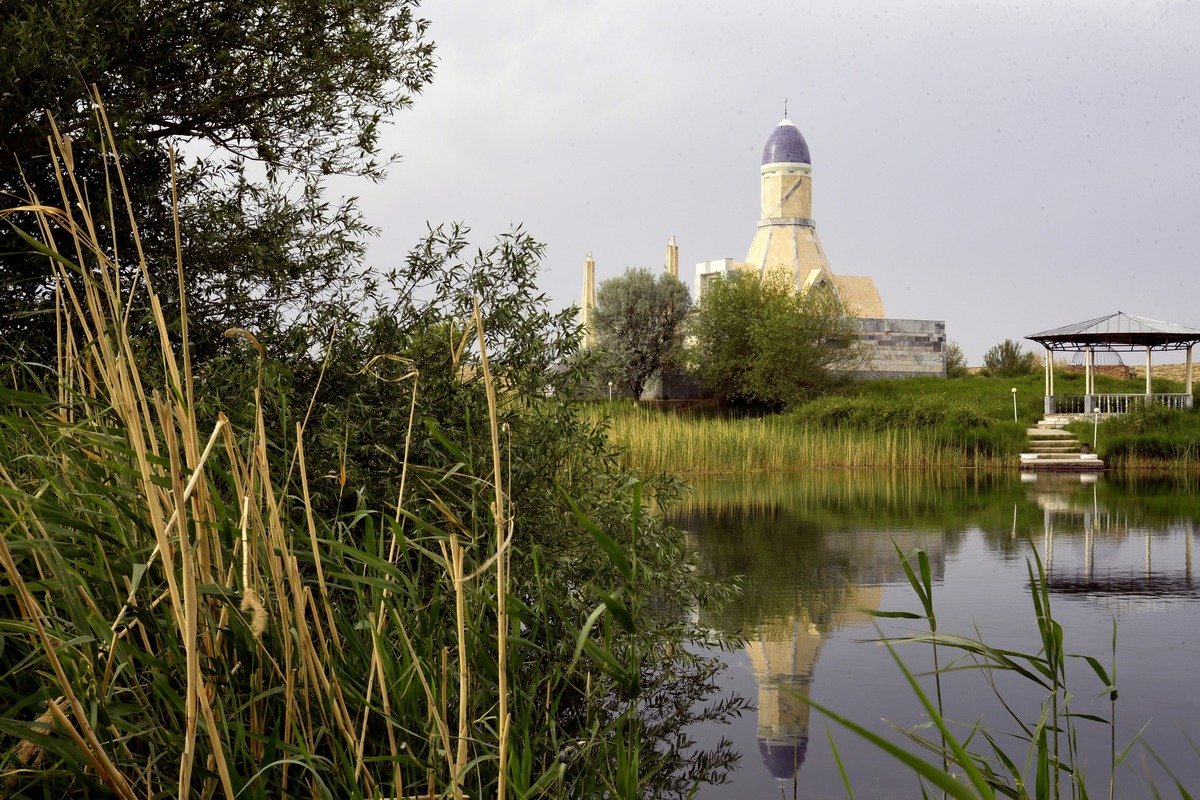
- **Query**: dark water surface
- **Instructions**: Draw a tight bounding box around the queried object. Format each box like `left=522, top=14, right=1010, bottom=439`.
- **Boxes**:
left=671, top=471, right=1200, bottom=799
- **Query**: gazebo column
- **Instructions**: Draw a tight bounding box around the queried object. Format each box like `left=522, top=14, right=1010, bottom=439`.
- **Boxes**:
left=1186, top=345, right=1194, bottom=408
left=1145, top=347, right=1152, bottom=397
left=1084, top=346, right=1094, bottom=413
left=1043, top=346, right=1053, bottom=414
left=1047, top=347, right=1057, bottom=414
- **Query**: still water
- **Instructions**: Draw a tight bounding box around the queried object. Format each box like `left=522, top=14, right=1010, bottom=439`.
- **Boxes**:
left=671, top=471, right=1200, bottom=799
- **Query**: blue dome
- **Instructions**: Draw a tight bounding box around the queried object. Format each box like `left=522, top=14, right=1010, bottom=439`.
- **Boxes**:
left=761, top=119, right=811, bottom=165
left=758, top=736, right=808, bottom=780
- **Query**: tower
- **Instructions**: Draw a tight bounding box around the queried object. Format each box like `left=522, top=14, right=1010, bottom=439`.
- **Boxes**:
left=665, top=235, right=679, bottom=279
left=696, top=116, right=886, bottom=318
left=745, top=119, right=822, bottom=286
left=581, top=252, right=596, bottom=348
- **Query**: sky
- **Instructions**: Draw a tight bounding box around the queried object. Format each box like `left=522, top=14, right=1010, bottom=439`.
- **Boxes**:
left=334, top=0, right=1200, bottom=364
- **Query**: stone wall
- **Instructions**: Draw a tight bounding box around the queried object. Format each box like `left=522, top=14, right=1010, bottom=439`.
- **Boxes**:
left=638, top=317, right=947, bottom=400
left=851, top=318, right=946, bottom=379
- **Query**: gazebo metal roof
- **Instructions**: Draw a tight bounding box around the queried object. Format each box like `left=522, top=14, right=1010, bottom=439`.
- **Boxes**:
left=1026, top=312, right=1200, bottom=352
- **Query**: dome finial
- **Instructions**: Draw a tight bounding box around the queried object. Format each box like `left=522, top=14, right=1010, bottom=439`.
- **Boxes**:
left=783, top=98, right=788, bottom=119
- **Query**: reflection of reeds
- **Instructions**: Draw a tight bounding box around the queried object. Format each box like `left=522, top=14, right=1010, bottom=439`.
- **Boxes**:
left=591, top=406, right=1011, bottom=474
left=677, top=470, right=999, bottom=517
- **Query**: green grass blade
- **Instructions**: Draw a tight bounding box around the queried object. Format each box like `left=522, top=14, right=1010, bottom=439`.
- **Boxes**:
left=807, top=697, right=983, bottom=800
left=826, top=724, right=856, bottom=800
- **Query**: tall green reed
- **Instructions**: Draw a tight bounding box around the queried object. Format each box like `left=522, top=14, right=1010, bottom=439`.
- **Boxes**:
left=0, top=96, right=742, bottom=798
left=590, top=404, right=1015, bottom=474
left=810, top=545, right=1142, bottom=800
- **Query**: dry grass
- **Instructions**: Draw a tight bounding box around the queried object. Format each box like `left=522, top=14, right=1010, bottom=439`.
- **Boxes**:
left=590, top=404, right=1009, bottom=474
left=0, top=96, right=741, bottom=799
left=0, top=96, right=505, bottom=799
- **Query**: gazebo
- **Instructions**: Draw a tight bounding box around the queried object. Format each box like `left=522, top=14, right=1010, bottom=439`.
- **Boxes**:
left=1026, top=312, right=1199, bottom=415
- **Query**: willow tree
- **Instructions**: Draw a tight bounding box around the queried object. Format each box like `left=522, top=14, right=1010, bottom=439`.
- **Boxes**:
left=0, top=0, right=435, bottom=362
left=593, top=268, right=692, bottom=399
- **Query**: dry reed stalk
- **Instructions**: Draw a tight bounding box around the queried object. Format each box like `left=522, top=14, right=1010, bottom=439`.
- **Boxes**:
left=473, top=297, right=510, bottom=800
left=352, top=354, right=419, bottom=794
left=442, top=534, right=471, bottom=782
left=296, top=427, right=341, bottom=644
left=0, top=538, right=137, bottom=799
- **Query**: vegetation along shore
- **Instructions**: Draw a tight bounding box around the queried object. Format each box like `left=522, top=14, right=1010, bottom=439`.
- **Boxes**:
left=0, top=111, right=747, bottom=797
left=594, top=371, right=1199, bottom=474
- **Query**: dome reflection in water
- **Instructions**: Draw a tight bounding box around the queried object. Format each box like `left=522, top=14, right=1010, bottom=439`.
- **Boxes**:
left=672, top=471, right=1200, bottom=799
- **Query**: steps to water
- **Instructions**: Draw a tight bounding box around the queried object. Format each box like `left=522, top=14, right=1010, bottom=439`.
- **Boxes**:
left=1019, top=420, right=1105, bottom=471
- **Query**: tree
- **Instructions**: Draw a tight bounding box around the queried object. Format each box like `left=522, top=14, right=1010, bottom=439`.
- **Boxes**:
left=687, top=270, right=861, bottom=409
left=0, top=0, right=435, bottom=362
left=0, top=177, right=744, bottom=794
left=593, top=268, right=691, bottom=399
left=982, top=338, right=1040, bottom=377
left=945, top=340, right=969, bottom=378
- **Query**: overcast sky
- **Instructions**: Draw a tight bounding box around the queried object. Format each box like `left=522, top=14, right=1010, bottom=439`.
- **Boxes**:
left=338, top=0, right=1200, bottom=363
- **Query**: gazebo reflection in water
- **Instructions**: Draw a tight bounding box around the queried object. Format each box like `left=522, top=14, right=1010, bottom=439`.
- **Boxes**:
left=1024, top=473, right=1197, bottom=599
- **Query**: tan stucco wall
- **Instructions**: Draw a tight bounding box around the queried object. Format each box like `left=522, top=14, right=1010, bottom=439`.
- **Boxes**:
left=744, top=223, right=831, bottom=285
left=832, top=274, right=886, bottom=318
left=760, top=170, right=813, bottom=220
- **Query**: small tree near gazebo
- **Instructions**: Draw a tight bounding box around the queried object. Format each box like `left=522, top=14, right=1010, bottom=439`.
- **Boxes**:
left=1026, top=312, right=1199, bottom=415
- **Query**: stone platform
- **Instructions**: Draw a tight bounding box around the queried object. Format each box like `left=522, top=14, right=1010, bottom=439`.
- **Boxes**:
left=1018, top=426, right=1105, bottom=472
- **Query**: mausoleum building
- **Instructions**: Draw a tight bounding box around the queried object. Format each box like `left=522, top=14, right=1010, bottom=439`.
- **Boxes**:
left=696, top=118, right=886, bottom=319
left=580, top=114, right=948, bottom=388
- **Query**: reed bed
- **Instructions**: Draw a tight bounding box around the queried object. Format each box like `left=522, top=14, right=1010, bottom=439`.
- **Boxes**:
left=1068, top=402, right=1200, bottom=471
left=592, top=405, right=1013, bottom=474
left=0, top=101, right=740, bottom=798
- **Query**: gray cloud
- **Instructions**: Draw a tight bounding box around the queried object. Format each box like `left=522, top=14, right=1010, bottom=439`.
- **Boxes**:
left=336, top=0, right=1200, bottom=363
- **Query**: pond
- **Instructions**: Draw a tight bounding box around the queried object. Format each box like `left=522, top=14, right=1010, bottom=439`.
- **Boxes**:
left=671, top=471, right=1200, bottom=799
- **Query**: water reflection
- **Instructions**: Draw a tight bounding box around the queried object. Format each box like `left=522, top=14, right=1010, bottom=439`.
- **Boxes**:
left=675, top=472, right=957, bottom=789
left=745, top=586, right=881, bottom=786
left=1024, top=473, right=1198, bottom=599
left=673, top=471, right=1200, bottom=796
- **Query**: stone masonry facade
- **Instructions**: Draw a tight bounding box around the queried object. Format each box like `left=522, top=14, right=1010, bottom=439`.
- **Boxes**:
left=852, top=318, right=946, bottom=379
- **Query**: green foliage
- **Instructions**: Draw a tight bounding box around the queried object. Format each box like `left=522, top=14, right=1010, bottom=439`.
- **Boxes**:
left=686, top=271, right=861, bottom=410
left=982, top=338, right=1041, bottom=377
left=1079, top=402, right=1200, bottom=466
left=0, top=0, right=436, bottom=362
left=593, top=268, right=692, bottom=399
left=819, top=546, right=1142, bottom=799
left=0, top=124, right=744, bottom=799
left=794, top=395, right=994, bottom=429
left=790, top=395, right=1024, bottom=457
left=945, top=340, right=970, bottom=378
left=851, top=373, right=1052, bottom=425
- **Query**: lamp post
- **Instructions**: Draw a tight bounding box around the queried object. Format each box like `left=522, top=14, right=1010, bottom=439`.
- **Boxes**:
left=607, top=381, right=613, bottom=402
left=1011, top=387, right=1018, bottom=423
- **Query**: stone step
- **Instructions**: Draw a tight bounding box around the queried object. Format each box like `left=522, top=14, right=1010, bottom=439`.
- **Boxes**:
left=1028, top=443, right=1081, bottom=452
left=1026, top=427, right=1076, bottom=438
left=1022, top=451, right=1094, bottom=459
left=1020, top=458, right=1107, bottom=472
left=1020, top=452, right=1104, bottom=466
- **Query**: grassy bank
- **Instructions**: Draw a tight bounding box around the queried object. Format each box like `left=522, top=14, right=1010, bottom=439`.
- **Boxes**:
left=594, top=371, right=1199, bottom=474
left=1069, top=402, right=1200, bottom=469
left=591, top=402, right=1024, bottom=473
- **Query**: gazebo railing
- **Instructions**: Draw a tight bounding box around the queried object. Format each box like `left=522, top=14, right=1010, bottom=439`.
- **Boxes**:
left=1051, top=393, right=1194, bottom=414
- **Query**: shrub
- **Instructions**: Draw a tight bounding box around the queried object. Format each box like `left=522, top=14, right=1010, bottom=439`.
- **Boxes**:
left=945, top=341, right=969, bottom=378
left=982, top=339, right=1040, bottom=377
